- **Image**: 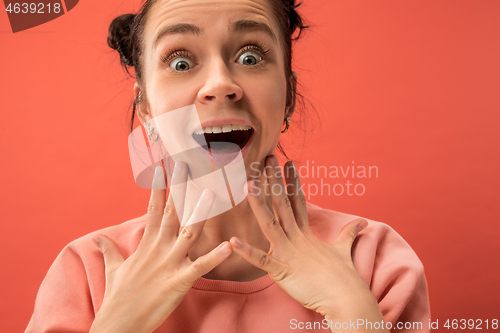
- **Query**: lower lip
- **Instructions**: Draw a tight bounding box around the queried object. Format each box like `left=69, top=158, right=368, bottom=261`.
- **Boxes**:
left=194, top=130, right=255, bottom=167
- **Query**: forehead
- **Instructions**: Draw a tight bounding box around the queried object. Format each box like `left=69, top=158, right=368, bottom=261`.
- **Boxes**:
left=144, top=0, right=281, bottom=50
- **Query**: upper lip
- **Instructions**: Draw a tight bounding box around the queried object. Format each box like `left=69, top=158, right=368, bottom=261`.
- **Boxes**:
left=192, top=118, right=256, bottom=133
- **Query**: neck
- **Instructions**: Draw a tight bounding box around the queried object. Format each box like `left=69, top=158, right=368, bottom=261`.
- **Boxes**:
left=186, top=170, right=273, bottom=281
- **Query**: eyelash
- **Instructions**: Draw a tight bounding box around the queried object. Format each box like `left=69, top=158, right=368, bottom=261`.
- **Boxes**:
left=160, top=42, right=271, bottom=70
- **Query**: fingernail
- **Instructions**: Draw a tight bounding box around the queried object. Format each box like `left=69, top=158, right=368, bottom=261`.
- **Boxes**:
left=270, top=155, right=278, bottom=167
left=201, top=189, right=214, bottom=202
left=357, top=220, right=368, bottom=232
left=173, top=162, right=184, bottom=176
left=232, top=238, right=243, bottom=249
left=152, top=166, right=164, bottom=189
left=248, top=181, right=257, bottom=194
left=154, top=166, right=162, bottom=178
left=219, top=243, right=231, bottom=254
left=92, top=236, right=101, bottom=249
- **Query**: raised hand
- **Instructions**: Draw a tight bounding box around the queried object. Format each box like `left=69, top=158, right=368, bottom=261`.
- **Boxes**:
left=229, top=155, right=386, bottom=328
left=89, top=163, right=233, bottom=333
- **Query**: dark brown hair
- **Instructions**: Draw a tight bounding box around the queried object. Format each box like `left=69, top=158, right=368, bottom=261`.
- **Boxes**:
left=107, top=0, right=315, bottom=159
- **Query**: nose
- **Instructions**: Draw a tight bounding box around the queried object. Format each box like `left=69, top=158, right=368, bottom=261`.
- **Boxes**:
left=197, top=59, right=243, bottom=104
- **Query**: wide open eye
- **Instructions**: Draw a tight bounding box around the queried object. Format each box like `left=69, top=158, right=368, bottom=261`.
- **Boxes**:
left=236, top=43, right=270, bottom=67
left=171, top=58, right=194, bottom=71
left=237, top=51, right=262, bottom=66
left=160, top=49, right=196, bottom=72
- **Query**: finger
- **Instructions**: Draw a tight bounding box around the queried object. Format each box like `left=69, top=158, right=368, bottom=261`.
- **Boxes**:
left=283, top=160, right=310, bottom=233
left=158, top=162, right=188, bottom=242
left=334, top=218, right=368, bottom=254
left=92, top=234, right=124, bottom=275
left=141, top=166, right=167, bottom=245
left=168, top=161, right=189, bottom=233
left=169, top=189, right=215, bottom=263
left=246, top=180, right=294, bottom=253
left=229, top=236, right=290, bottom=281
left=265, top=155, right=303, bottom=241
left=183, top=241, right=233, bottom=284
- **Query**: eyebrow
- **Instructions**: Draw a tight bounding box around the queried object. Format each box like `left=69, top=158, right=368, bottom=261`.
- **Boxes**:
left=152, top=19, right=277, bottom=51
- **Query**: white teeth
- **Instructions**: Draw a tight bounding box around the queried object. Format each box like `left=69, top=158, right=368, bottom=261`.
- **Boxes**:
left=194, top=124, right=253, bottom=134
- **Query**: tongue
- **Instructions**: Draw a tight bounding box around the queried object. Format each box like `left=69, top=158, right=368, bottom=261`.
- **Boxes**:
left=191, top=130, right=253, bottom=166
left=192, top=130, right=253, bottom=153
left=205, top=131, right=251, bottom=150
left=209, top=141, right=241, bottom=154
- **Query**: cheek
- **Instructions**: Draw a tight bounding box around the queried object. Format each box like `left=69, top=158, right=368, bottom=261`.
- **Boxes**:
left=147, top=85, right=181, bottom=117
left=146, top=72, right=198, bottom=117
left=252, top=74, right=286, bottom=113
left=250, top=77, right=287, bottom=126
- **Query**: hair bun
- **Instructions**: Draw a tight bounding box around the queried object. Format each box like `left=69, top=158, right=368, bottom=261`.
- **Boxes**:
left=107, top=13, right=136, bottom=67
left=284, top=0, right=308, bottom=41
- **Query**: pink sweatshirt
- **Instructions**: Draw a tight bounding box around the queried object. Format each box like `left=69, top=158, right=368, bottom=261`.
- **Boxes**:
left=25, top=202, right=430, bottom=332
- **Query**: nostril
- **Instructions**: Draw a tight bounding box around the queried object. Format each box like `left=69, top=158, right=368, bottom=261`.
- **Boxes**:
left=227, top=93, right=236, bottom=99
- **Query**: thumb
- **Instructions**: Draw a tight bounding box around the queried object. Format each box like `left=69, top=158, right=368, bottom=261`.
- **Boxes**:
left=334, top=218, right=368, bottom=250
left=92, top=234, right=125, bottom=274
left=184, top=242, right=233, bottom=284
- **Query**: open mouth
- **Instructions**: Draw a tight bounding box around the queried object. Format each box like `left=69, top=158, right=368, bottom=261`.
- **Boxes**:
left=192, top=124, right=255, bottom=155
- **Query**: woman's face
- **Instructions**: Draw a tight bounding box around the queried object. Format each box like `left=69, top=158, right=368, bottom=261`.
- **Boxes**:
left=135, top=0, right=296, bottom=177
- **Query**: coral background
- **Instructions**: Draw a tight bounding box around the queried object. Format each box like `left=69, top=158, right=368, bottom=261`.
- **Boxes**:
left=1, top=0, right=499, bottom=331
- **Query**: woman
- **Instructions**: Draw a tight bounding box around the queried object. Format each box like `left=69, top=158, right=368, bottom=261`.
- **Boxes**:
left=25, top=0, right=430, bottom=332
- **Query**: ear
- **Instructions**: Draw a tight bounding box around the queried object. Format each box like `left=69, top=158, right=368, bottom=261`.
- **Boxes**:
left=285, top=71, right=297, bottom=120
left=133, top=82, right=150, bottom=123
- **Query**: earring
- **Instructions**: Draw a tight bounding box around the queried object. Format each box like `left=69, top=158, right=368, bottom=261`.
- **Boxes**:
left=136, top=90, right=144, bottom=105
left=281, top=117, right=291, bottom=133
left=144, top=121, right=159, bottom=142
